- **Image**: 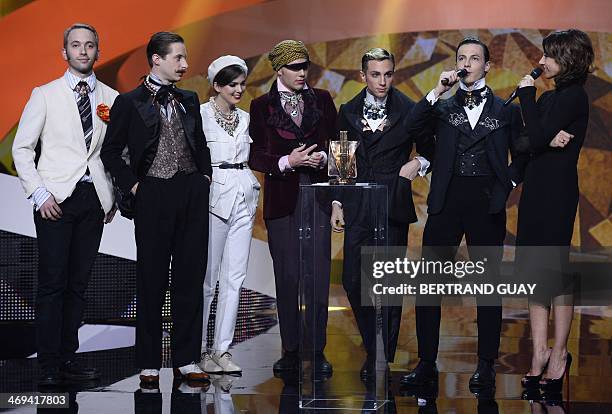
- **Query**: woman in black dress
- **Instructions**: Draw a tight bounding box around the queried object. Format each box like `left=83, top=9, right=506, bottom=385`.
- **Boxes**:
left=515, top=29, right=594, bottom=392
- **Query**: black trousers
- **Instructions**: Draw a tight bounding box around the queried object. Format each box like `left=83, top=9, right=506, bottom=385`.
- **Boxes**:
left=417, top=176, right=505, bottom=361
left=134, top=172, right=209, bottom=368
left=265, top=184, right=331, bottom=354
left=34, top=182, right=104, bottom=370
left=343, top=217, right=407, bottom=362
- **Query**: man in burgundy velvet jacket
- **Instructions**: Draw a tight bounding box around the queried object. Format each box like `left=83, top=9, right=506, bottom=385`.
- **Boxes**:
left=248, top=40, right=337, bottom=375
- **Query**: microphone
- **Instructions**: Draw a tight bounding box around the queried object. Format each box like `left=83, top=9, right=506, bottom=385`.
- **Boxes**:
left=504, top=67, right=543, bottom=106
left=441, top=68, right=468, bottom=86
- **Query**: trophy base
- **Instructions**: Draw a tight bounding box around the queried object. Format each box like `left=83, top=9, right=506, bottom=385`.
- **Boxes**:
left=329, top=178, right=356, bottom=185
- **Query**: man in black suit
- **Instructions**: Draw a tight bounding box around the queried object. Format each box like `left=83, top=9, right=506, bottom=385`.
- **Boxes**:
left=331, top=48, right=434, bottom=380
left=400, top=37, right=525, bottom=390
left=101, top=32, right=212, bottom=386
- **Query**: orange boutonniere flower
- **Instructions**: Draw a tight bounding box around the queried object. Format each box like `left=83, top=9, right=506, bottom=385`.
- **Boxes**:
left=96, top=103, right=110, bottom=123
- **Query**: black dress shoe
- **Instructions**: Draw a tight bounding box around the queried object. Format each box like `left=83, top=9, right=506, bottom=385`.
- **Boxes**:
left=60, top=360, right=101, bottom=381
left=314, top=352, right=333, bottom=375
left=38, top=368, right=62, bottom=387
left=359, top=357, right=375, bottom=381
left=469, top=358, right=496, bottom=388
left=273, top=352, right=299, bottom=372
left=359, top=356, right=389, bottom=381
left=400, top=360, right=439, bottom=386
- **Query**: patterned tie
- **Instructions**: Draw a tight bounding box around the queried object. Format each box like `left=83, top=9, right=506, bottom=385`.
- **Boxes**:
left=75, top=81, right=93, bottom=151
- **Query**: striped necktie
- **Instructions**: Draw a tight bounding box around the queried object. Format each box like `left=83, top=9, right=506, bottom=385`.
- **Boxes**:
left=75, top=81, right=93, bottom=151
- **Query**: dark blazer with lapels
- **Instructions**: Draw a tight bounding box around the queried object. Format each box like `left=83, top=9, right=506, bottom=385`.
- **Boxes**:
left=336, top=87, right=434, bottom=225
left=411, top=89, right=526, bottom=215
left=248, top=80, right=337, bottom=220
left=101, top=83, right=212, bottom=200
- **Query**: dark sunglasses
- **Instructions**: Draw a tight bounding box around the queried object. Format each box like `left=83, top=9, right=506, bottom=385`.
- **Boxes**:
left=284, top=61, right=310, bottom=72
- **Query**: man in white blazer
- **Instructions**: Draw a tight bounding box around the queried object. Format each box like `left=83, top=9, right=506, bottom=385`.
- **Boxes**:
left=12, top=23, right=118, bottom=387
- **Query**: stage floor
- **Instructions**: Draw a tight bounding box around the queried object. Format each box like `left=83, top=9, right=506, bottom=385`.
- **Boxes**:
left=1, top=286, right=610, bottom=413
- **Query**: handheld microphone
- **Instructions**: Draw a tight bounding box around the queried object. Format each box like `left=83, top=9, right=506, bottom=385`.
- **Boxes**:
left=441, top=68, right=468, bottom=86
left=504, top=67, right=543, bottom=106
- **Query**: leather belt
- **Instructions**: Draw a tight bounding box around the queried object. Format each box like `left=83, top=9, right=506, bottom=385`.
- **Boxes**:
left=214, top=163, right=247, bottom=169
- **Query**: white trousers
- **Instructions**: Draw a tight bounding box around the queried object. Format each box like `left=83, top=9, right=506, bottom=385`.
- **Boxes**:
left=202, top=192, right=254, bottom=353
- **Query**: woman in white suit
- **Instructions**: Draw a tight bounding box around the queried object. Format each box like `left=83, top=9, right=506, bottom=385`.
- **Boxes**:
left=198, top=56, right=260, bottom=374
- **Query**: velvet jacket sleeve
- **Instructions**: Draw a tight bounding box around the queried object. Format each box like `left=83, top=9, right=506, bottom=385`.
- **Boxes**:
left=190, top=93, right=212, bottom=178
left=506, top=103, right=530, bottom=184
left=247, top=97, right=286, bottom=176
left=320, top=90, right=338, bottom=152
left=406, top=96, right=438, bottom=173
left=100, top=95, right=138, bottom=196
left=330, top=103, right=351, bottom=206
left=517, top=85, right=589, bottom=153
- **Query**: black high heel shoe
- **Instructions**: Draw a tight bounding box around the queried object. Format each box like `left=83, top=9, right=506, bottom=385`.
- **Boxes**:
left=540, top=353, right=572, bottom=393
left=521, top=388, right=542, bottom=401
left=521, top=348, right=552, bottom=388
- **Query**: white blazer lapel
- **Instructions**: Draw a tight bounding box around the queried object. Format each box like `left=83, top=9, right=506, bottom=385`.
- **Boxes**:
left=59, top=78, right=88, bottom=155
left=88, top=85, right=105, bottom=155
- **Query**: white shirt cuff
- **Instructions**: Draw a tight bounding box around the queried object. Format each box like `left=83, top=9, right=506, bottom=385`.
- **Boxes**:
left=414, top=156, right=430, bottom=176
left=426, top=89, right=439, bottom=105
left=318, top=151, right=327, bottom=169
left=278, top=155, right=293, bottom=173
left=511, top=180, right=517, bottom=188
left=29, top=187, right=51, bottom=211
left=332, top=200, right=342, bottom=208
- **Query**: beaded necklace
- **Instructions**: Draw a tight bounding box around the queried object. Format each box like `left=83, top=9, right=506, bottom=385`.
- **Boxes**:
left=210, top=97, right=239, bottom=137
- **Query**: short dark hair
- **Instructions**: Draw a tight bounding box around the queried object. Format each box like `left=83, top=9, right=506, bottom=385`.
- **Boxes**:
left=213, top=64, right=248, bottom=87
left=146, top=32, right=184, bottom=68
left=361, top=48, right=395, bottom=72
left=543, top=29, right=594, bottom=87
left=455, top=37, right=490, bottom=63
left=63, top=23, right=98, bottom=49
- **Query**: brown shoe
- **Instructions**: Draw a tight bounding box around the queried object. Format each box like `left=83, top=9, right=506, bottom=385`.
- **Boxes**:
left=139, top=369, right=160, bottom=385
left=173, top=363, right=210, bottom=382
left=172, top=377, right=211, bottom=391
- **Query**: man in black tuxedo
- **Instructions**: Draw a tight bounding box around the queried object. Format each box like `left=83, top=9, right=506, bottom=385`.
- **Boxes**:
left=400, top=37, right=525, bottom=389
left=101, top=32, right=212, bottom=386
left=331, top=48, right=434, bottom=380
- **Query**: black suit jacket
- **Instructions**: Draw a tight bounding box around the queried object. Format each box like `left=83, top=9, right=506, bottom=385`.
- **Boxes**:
left=411, top=91, right=526, bottom=215
left=101, top=84, right=212, bottom=216
left=336, top=87, right=434, bottom=224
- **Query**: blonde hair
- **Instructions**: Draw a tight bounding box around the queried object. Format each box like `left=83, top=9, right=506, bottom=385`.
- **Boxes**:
left=361, top=48, right=394, bottom=72
left=63, top=23, right=99, bottom=48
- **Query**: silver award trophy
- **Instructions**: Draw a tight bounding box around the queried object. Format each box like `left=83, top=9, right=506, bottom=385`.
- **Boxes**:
left=329, top=130, right=359, bottom=184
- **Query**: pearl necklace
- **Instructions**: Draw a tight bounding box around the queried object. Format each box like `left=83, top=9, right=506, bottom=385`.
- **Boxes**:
left=210, top=97, right=239, bottom=137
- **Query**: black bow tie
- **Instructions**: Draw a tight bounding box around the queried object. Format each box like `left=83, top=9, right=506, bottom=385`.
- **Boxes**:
left=456, top=87, right=488, bottom=109
left=146, top=76, right=178, bottom=106
left=155, top=84, right=176, bottom=106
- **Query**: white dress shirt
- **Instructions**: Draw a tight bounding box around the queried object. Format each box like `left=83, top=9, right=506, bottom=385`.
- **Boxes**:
left=426, top=78, right=487, bottom=129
